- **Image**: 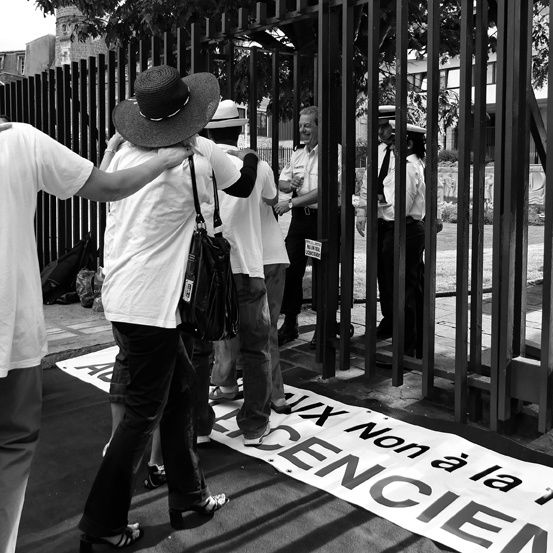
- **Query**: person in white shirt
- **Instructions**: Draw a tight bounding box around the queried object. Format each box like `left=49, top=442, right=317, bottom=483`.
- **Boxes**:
left=203, top=100, right=274, bottom=444
left=0, top=119, right=188, bottom=553
left=273, top=106, right=321, bottom=346
left=78, top=67, right=260, bottom=549
left=355, top=106, right=397, bottom=339
left=377, top=122, right=427, bottom=357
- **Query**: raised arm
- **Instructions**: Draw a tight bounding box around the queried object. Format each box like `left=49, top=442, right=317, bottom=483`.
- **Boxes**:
left=78, top=145, right=190, bottom=202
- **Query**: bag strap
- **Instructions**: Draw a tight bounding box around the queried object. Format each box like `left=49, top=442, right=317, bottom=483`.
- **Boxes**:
left=188, top=155, right=206, bottom=229
left=211, top=170, right=223, bottom=235
left=188, top=154, right=224, bottom=235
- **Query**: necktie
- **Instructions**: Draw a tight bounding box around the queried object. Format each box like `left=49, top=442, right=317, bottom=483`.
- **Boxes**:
left=377, top=146, right=392, bottom=199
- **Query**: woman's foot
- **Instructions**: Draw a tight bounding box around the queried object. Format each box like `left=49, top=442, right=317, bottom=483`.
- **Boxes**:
left=169, top=494, right=229, bottom=529
left=80, top=524, right=142, bottom=551
left=191, top=493, right=229, bottom=515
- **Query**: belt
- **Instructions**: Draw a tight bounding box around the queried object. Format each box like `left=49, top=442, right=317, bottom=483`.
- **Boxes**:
left=292, top=206, right=317, bottom=216
left=378, top=216, right=421, bottom=226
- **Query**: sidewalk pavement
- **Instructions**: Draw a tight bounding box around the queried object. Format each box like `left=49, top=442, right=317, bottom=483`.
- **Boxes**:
left=42, top=281, right=553, bottom=457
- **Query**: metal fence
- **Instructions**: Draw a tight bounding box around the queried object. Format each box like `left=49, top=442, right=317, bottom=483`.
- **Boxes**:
left=1, top=0, right=552, bottom=434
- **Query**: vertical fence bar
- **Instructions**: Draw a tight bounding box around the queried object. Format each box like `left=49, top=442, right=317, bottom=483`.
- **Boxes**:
left=63, top=64, right=73, bottom=250
left=26, top=77, right=34, bottom=124
left=454, top=0, right=473, bottom=423
left=422, top=0, right=440, bottom=395
left=41, top=71, right=51, bottom=264
left=339, top=0, right=355, bottom=371
left=80, top=59, right=90, bottom=239
left=55, top=66, right=67, bottom=255
left=151, top=36, right=161, bottom=66
left=227, top=41, right=235, bottom=98
left=163, top=32, right=175, bottom=67
left=98, top=53, right=108, bottom=265
left=34, top=73, right=44, bottom=267
left=271, top=48, right=280, bottom=181
left=176, top=28, right=187, bottom=75
left=16, top=80, right=23, bottom=121
left=139, top=40, right=149, bottom=72
left=539, top=0, right=553, bottom=433
left=469, top=0, right=488, bottom=378
left=128, top=41, right=137, bottom=96
left=392, top=0, right=408, bottom=385
left=512, top=0, right=532, bottom=361
left=490, top=0, right=508, bottom=431
left=249, top=46, right=258, bottom=150
left=71, top=61, right=81, bottom=245
left=364, top=0, right=380, bottom=378
left=292, top=52, right=300, bottom=148
left=9, top=82, right=16, bottom=121
left=48, top=69, right=57, bottom=260
left=88, top=56, right=98, bottom=252
left=117, top=46, right=126, bottom=103
left=108, top=50, right=117, bottom=137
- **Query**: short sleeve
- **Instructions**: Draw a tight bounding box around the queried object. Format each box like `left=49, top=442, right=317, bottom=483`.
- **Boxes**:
left=193, top=135, right=241, bottom=190
left=279, top=152, right=295, bottom=182
left=33, top=128, right=94, bottom=199
left=259, top=161, right=277, bottom=199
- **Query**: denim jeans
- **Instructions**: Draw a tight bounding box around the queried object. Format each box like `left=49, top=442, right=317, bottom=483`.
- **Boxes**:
left=79, top=322, right=208, bottom=537
left=264, top=264, right=287, bottom=403
left=211, top=274, right=271, bottom=437
left=0, top=366, right=42, bottom=553
left=180, top=333, right=215, bottom=437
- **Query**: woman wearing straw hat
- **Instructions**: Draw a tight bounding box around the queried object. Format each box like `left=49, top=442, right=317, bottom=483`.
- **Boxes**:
left=78, top=65, right=260, bottom=550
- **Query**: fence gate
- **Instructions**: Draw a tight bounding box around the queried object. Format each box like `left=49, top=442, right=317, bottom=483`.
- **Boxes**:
left=1, top=0, right=552, bottom=435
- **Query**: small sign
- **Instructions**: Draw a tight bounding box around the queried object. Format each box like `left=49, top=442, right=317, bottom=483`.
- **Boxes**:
left=183, top=279, right=194, bottom=302
left=305, top=239, right=323, bottom=260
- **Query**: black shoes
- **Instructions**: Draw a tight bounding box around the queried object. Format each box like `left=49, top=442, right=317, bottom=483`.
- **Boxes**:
left=278, top=321, right=299, bottom=346
left=144, top=463, right=166, bottom=490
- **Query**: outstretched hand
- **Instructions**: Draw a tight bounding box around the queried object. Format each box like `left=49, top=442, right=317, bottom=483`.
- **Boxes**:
left=227, top=148, right=258, bottom=161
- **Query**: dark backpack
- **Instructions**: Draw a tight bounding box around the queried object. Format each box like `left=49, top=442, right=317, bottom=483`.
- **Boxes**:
left=40, top=233, right=97, bottom=305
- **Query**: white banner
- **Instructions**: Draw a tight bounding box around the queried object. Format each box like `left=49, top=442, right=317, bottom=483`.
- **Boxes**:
left=57, top=349, right=553, bottom=553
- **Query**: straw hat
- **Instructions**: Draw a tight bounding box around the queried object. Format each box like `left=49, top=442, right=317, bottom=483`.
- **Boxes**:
left=205, top=99, right=249, bottom=129
left=113, top=65, right=220, bottom=148
left=390, top=120, right=426, bottom=134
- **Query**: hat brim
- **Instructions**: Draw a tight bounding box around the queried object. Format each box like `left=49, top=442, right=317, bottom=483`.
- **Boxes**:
left=205, top=117, right=249, bottom=129
left=113, top=72, right=220, bottom=148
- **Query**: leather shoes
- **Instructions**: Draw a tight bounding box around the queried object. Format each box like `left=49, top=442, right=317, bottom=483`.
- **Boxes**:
left=271, top=401, right=292, bottom=414
left=278, top=323, right=299, bottom=346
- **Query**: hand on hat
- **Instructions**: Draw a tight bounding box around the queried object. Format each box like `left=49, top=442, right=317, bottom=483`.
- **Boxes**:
left=157, top=144, right=193, bottom=169
left=227, top=148, right=258, bottom=161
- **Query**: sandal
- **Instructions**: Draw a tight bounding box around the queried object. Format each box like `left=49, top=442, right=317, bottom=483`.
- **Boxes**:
left=208, top=386, right=239, bottom=402
left=79, top=525, right=143, bottom=552
left=169, top=494, right=229, bottom=529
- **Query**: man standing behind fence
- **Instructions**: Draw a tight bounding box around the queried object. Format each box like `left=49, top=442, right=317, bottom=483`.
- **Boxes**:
left=0, top=121, right=188, bottom=553
left=274, top=106, right=321, bottom=347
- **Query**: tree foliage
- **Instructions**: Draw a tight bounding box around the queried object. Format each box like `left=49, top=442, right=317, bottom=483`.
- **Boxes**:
left=33, top=0, right=549, bottom=128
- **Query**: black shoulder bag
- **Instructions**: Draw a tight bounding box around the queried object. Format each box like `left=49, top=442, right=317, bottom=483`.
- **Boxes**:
left=179, top=155, right=239, bottom=341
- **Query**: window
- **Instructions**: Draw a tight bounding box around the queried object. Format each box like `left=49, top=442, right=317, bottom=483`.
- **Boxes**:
left=487, top=62, right=496, bottom=85
left=17, top=55, right=24, bottom=75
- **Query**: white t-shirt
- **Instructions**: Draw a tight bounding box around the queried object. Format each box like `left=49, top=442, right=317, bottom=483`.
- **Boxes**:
left=0, top=123, right=93, bottom=376
left=215, top=145, right=275, bottom=278
left=260, top=186, right=289, bottom=267
left=102, top=135, right=240, bottom=328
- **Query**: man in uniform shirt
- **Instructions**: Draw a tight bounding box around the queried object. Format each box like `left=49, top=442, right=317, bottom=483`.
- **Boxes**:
left=274, top=106, right=322, bottom=346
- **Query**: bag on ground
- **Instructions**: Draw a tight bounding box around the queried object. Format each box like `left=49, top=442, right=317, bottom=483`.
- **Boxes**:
left=41, top=233, right=97, bottom=305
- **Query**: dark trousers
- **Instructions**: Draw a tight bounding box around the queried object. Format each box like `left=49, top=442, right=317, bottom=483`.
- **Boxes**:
left=79, top=322, right=207, bottom=537
left=379, top=219, right=425, bottom=354
left=281, top=207, right=318, bottom=319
